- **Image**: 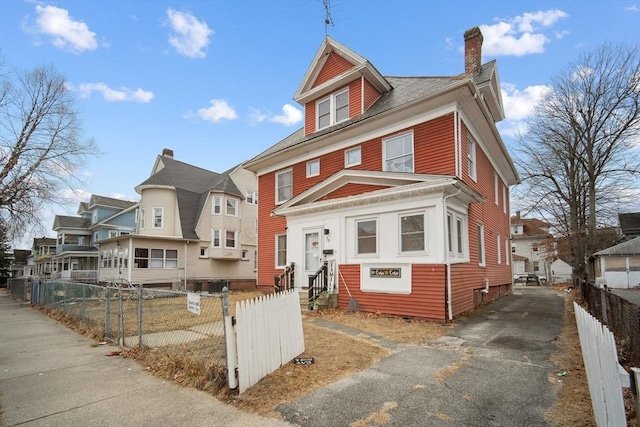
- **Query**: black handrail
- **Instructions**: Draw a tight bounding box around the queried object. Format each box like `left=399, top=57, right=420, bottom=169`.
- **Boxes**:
left=274, top=263, right=295, bottom=292
left=308, top=262, right=328, bottom=303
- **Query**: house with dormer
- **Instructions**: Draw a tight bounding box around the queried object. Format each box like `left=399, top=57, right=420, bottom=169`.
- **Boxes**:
left=96, top=149, right=258, bottom=290
left=51, top=195, right=137, bottom=281
left=510, top=211, right=553, bottom=279
left=245, top=27, right=519, bottom=320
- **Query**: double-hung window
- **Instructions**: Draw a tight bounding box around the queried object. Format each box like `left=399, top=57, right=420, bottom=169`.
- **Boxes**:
left=246, top=190, right=257, bottom=205
left=225, top=230, right=237, bottom=248
left=139, top=208, right=145, bottom=229
left=276, top=169, right=292, bottom=204
left=153, top=207, right=163, bottom=229
left=467, top=134, right=477, bottom=180
left=276, top=234, right=287, bottom=267
left=477, top=223, right=485, bottom=266
left=212, top=196, right=222, bottom=214
left=211, top=229, right=221, bottom=248
left=400, top=212, right=425, bottom=252
left=316, top=88, right=349, bottom=130
left=226, top=198, right=238, bottom=216
left=383, top=132, right=414, bottom=173
left=356, top=219, right=377, bottom=255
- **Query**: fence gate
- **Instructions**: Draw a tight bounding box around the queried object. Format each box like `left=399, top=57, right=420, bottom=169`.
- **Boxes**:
left=225, top=290, right=305, bottom=393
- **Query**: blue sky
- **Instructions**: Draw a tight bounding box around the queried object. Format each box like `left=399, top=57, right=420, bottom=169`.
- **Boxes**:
left=1, top=0, right=639, bottom=248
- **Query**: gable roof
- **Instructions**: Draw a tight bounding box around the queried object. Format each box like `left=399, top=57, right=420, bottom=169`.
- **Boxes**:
left=53, top=215, right=91, bottom=230
left=511, top=215, right=552, bottom=239
left=136, top=154, right=244, bottom=240
left=594, top=236, right=640, bottom=256
left=294, top=36, right=392, bottom=104
left=89, top=194, right=137, bottom=210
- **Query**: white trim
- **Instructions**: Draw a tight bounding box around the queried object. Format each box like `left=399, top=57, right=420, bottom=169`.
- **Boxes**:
left=306, top=159, right=320, bottom=178
left=224, top=230, right=238, bottom=249
left=211, top=229, right=221, bottom=248
left=383, top=131, right=414, bottom=173
left=355, top=217, right=378, bottom=257
left=152, top=207, right=164, bottom=229
left=477, top=223, right=485, bottom=266
left=345, top=146, right=362, bottom=168
left=398, top=211, right=426, bottom=254
left=212, top=196, right=222, bottom=214
left=226, top=198, right=238, bottom=217
left=316, top=88, right=350, bottom=131
left=275, top=168, right=293, bottom=205
left=275, top=233, right=287, bottom=268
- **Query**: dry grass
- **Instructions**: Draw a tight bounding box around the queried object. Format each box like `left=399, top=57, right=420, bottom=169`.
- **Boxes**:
left=546, top=284, right=637, bottom=427
left=40, top=286, right=637, bottom=426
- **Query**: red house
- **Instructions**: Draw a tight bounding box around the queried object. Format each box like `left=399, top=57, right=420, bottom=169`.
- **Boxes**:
left=245, top=27, right=519, bottom=321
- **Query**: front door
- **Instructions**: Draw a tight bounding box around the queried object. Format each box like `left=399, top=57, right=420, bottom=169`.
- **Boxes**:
left=304, top=229, right=322, bottom=277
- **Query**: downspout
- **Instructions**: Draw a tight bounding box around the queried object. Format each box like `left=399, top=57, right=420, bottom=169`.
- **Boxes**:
left=444, top=189, right=461, bottom=321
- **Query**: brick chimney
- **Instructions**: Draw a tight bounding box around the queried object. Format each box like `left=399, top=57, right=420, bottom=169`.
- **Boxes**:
left=464, top=27, right=483, bottom=76
left=162, top=148, right=174, bottom=159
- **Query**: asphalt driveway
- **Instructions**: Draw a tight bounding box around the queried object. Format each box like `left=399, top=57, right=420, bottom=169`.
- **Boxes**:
left=278, top=286, right=565, bottom=426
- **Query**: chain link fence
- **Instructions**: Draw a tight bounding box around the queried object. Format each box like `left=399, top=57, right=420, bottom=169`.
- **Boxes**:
left=579, top=281, right=640, bottom=366
left=26, top=280, right=227, bottom=371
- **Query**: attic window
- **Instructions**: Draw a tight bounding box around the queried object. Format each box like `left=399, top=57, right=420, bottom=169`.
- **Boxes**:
left=316, top=88, right=349, bottom=131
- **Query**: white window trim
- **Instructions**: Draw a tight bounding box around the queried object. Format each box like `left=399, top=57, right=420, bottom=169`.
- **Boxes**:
left=200, top=246, right=208, bottom=258
left=139, top=208, right=145, bottom=230
left=246, top=190, right=257, bottom=205
left=505, top=240, right=510, bottom=265
left=275, top=233, right=287, bottom=268
left=345, top=146, right=362, bottom=168
left=306, top=159, right=320, bottom=178
left=316, top=88, right=349, bottom=131
left=355, top=217, right=378, bottom=257
left=477, top=223, right=485, bottom=266
left=502, top=185, right=507, bottom=213
left=152, top=207, right=164, bottom=229
left=383, top=131, right=414, bottom=173
left=468, top=134, right=477, bottom=181
left=398, top=211, right=426, bottom=254
left=275, top=169, right=293, bottom=205
left=497, top=234, right=502, bottom=264
left=211, top=229, right=221, bottom=248
left=224, top=230, right=238, bottom=249
left=494, top=172, right=499, bottom=205
left=226, top=198, right=238, bottom=217
left=212, top=196, right=222, bottom=215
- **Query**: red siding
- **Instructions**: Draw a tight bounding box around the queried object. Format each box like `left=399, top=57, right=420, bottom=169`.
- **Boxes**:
left=320, top=184, right=389, bottom=201
left=413, top=115, right=456, bottom=175
left=312, top=52, right=354, bottom=88
left=449, top=121, right=512, bottom=316
left=304, top=103, right=316, bottom=136
left=337, top=264, right=446, bottom=320
left=257, top=173, right=287, bottom=287
left=363, top=78, right=381, bottom=112
left=304, top=80, right=364, bottom=136
left=349, top=80, right=362, bottom=117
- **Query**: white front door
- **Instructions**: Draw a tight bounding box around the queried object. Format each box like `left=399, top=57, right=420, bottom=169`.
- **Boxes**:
left=304, top=229, right=322, bottom=277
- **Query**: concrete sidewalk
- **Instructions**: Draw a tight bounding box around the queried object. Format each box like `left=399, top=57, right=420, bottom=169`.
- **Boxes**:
left=0, top=291, right=291, bottom=427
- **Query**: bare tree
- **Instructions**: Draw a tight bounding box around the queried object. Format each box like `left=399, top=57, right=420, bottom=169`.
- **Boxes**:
left=515, top=42, right=640, bottom=279
left=0, top=62, right=97, bottom=238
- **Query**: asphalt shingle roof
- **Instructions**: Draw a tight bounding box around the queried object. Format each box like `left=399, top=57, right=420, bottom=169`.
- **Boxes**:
left=53, top=215, right=91, bottom=230
left=248, top=61, right=497, bottom=165
left=138, top=156, right=244, bottom=240
left=594, top=236, right=640, bottom=256
left=90, top=195, right=137, bottom=210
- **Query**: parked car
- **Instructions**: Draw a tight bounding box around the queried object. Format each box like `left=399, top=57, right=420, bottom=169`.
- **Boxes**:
left=525, top=274, right=540, bottom=286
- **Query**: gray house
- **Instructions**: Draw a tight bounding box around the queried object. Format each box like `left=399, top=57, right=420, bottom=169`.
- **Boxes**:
left=593, top=236, right=640, bottom=289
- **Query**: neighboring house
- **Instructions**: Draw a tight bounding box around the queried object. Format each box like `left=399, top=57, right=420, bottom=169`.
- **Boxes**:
left=593, top=236, right=640, bottom=289
left=51, top=195, right=138, bottom=282
left=245, top=27, right=519, bottom=321
left=549, top=258, right=573, bottom=284
left=619, top=212, right=640, bottom=240
left=510, top=211, right=553, bottom=279
left=9, top=249, right=30, bottom=278
left=24, top=237, right=57, bottom=278
left=97, top=149, right=258, bottom=290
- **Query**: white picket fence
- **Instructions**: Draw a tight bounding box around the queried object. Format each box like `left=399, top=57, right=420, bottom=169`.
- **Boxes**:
left=228, top=290, right=305, bottom=393
left=573, top=302, right=631, bottom=426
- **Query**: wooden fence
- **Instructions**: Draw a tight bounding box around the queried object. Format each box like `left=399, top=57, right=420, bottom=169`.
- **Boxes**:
left=227, top=290, right=305, bottom=393
left=573, top=302, right=637, bottom=426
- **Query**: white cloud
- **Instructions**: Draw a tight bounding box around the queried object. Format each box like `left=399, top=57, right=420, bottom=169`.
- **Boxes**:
left=166, top=9, right=212, bottom=58
left=27, top=5, right=98, bottom=54
left=479, top=9, right=568, bottom=57
left=196, top=99, right=238, bottom=122
left=248, top=108, right=267, bottom=123
left=499, top=83, right=551, bottom=137
left=77, top=83, right=154, bottom=103
left=268, top=104, right=303, bottom=126
left=625, top=4, right=639, bottom=11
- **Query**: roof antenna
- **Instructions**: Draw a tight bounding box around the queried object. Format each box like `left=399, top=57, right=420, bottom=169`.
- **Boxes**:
left=323, top=0, right=334, bottom=36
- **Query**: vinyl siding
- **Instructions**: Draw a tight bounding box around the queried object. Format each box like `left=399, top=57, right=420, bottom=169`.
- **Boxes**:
left=312, top=52, right=355, bottom=88
left=363, top=78, right=381, bottom=112
left=320, top=184, right=389, bottom=201
left=338, top=264, right=446, bottom=320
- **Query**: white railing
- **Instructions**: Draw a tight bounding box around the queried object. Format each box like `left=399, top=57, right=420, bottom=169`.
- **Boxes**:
left=226, top=290, right=305, bottom=393
left=573, top=302, right=638, bottom=426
